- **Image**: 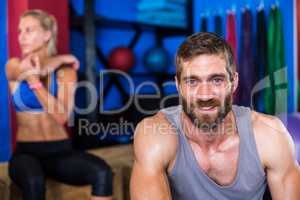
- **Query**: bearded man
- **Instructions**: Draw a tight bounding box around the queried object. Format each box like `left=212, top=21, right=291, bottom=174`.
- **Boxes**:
left=130, top=32, right=300, bottom=200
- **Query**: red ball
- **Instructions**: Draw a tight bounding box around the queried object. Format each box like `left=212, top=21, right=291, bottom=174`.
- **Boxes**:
left=108, top=47, right=135, bottom=71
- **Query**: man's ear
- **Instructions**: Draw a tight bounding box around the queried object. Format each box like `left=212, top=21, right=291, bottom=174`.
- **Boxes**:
left=232, top=72, right=239, bottom=93
left=175, top=76, right=180, bottom=93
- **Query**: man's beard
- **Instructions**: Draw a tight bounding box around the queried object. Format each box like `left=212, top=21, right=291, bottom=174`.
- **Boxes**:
left=181, top=94, right=232, bottom=132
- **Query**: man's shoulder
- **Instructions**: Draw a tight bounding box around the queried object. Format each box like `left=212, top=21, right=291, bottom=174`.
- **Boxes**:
left=133, top=111, right=178, bottom=166
left=134, top=111, right=178, bottom=145
left=251, top=110, right=286, bottom=135
left=232, top=105, right=284, bottom=134
left=250, top=110, right=294, bottom=166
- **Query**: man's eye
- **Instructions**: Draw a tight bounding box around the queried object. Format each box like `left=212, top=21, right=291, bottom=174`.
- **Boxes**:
left=211, top=78, right=224, bottom=85
left=185, top=79, right=197, bottom=86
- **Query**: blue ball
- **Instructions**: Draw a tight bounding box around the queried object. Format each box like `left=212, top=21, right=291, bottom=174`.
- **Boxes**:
left=143, top=46, right=169, bottom=73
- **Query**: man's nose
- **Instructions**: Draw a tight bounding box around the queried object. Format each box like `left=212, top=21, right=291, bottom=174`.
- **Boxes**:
left=195, top=83, right=215, bottom=101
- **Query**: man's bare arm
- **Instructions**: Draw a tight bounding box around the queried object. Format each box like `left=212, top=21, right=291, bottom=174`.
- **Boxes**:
left=258, top=117, right=300, bottom=200
left=130, top=115, right=177, bottom=200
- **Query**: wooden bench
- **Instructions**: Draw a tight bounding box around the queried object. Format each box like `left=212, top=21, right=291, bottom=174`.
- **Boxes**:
left=7, top=144, right=133, bottom=200
left=0, top=162, right=9, bottom=200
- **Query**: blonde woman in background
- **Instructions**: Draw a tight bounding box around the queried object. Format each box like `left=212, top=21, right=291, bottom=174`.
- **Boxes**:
left=6, top=9, right=112, bottom=200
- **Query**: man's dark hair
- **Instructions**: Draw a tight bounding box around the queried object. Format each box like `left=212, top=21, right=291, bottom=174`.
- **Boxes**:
left=175, top=32, right=236, bottom=82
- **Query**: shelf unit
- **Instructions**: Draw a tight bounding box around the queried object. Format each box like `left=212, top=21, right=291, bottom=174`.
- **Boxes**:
left=69, top=0, right=194, bottom=148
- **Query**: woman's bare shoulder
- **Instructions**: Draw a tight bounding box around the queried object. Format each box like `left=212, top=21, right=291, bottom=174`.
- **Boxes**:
left=6, top=57, right=20, bottom=68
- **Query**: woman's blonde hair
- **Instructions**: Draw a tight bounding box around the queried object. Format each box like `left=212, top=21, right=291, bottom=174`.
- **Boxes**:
left=21, top=9, right=58, bottom=56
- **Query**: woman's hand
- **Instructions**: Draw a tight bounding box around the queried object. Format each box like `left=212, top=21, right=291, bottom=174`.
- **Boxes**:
left=23, top=54, right=41, bottom=84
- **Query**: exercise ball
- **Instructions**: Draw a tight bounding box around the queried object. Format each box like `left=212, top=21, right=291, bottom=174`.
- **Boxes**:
left=143, top=46, right=169, bottom=73
left=108, top=47, right=135, bottom=72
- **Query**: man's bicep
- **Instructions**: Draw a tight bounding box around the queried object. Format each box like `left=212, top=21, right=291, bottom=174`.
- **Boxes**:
left=130, top=119, right=172, bottom=200
left=265, top=119, right=300, bottom=199
left=282, top=167, right=300, bottom=200
left=267, top=165, right=300, bottom=200
left=130, top=160, right=171, bottom=200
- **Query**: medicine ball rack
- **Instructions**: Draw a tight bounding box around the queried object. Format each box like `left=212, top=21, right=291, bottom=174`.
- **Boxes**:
left=69, top=0, right=194, bottom=149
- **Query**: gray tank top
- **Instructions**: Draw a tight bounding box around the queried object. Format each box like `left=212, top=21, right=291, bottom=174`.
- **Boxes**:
left=161, top=105, right=266, bottom=200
